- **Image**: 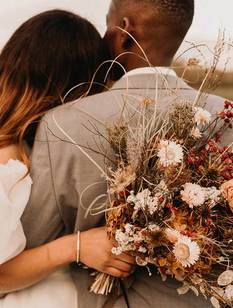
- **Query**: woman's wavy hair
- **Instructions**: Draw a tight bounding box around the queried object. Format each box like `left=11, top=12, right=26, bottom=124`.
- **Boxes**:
left=0, top=9, right=108, bottom=167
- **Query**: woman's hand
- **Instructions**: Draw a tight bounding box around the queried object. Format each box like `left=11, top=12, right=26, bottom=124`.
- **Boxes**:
left=80, top=227, right=135, bottom=278
left=0, top=226, right=135, bottom=294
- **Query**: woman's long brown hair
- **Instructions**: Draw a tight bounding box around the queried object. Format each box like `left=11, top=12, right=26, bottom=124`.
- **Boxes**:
left=0, top=10, right=108, bottom=168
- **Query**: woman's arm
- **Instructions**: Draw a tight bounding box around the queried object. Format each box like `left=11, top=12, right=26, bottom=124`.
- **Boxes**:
left=0, top=234, right=77, bottom=293
left=0, top=227, right=135, bottom=293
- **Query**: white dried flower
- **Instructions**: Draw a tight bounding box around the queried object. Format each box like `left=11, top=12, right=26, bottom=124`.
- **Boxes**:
left=127, top=189, right=158, bottom=215
left=126, top=243, right=137, bottom=251
left=194, top=107, right=211, bottom=126
left=225, top=285, right=233, bottom=301
left=124, top=223, right=135, bottom=236
left=190, top=127, right=202, bottom=139
left=157, top=140, right=183, bottom=167
left=133, top=232, right=144, bottom=243
left=147, top=197, right=159, bottom=215
left=148, top=224, right=160, bottom=232
left=217, top=270, right=233, bottom=286
left=115, top=230, right=128, bottom=243
left=181, top=183, right=206, bottom=208
left=114, top=228, right=137, bottom=253
left=111, top=247, right=122, bottom=255
left=109, top=165, right=136, bottom=194
left=173, top=235, right=200, bottom=267
left=138, top=246, right=147, bottom=253
left=204, top=187, right=221, bottom=204
left=210, top=297, right=220, bottom=308
left=136, top=256, right=148, bottom=266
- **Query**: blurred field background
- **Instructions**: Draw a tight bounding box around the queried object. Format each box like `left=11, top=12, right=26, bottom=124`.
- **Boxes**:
left=211, top=73, right=233, bottom=100
left=175, top=67, right=233, bottom=100
left=174, top=37, right=233, bottom=101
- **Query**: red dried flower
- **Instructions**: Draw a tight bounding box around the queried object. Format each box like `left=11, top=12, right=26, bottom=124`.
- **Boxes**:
left=220, top=111, right=226, bottom=119
left=224, top=101, right=231, bottom=109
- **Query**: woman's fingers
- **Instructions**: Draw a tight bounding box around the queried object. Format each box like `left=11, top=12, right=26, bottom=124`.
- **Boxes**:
left=111, top=259, right=133, bottom=273
left=115, top=253, right=136, bottom=265
left=106, top=267, right=131, bottom=278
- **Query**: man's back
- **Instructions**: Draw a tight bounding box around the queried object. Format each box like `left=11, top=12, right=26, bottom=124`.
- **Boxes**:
left=22, top=71, right=231, bottom=308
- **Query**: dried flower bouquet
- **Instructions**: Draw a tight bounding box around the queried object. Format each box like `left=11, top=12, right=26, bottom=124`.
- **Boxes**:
left=90, top=97, right=233, bottom=308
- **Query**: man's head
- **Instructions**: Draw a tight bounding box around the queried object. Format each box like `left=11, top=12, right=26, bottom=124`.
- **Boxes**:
left=105, top=0, right=194, bottom=72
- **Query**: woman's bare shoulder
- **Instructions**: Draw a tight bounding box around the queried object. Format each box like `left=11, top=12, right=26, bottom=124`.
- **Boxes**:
left=0, top=145, right=21, bottom=164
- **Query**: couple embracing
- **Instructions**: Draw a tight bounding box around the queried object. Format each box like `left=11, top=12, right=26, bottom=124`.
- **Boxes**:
left=0, top=1, right=231, bottom=308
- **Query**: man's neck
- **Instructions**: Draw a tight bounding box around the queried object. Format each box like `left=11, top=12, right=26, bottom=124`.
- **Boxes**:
left=125, top=58, right=172, bottom=72
left=124, top=66, right=177, bottom=78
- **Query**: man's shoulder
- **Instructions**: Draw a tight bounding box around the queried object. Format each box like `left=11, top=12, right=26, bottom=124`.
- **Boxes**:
left=44, top=89, right=124, bottom=126
left=41, top=74, right=228, bottom=134
left=37, top=89, right=125, bottom=143
left=203, top=90, right=226, bottom=108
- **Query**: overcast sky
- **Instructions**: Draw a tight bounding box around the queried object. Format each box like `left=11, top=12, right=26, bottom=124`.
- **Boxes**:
left=0, top=0, right=232, bottom=68
left=0, top=0, right=233, bottom=46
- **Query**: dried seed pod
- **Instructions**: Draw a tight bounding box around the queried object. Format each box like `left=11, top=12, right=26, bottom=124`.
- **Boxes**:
left=217, top=270, right=233, bottom=286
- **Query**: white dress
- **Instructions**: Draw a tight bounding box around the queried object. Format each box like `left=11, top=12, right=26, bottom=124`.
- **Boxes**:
left=0, top=160, right=78, bottom=308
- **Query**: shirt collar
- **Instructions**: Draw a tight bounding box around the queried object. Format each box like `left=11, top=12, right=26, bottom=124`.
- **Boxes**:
left=124, top=67, right=177, bottom=78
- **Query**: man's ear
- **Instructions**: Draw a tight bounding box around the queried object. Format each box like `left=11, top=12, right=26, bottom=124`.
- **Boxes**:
left=120, top=17, right=134, bottom=50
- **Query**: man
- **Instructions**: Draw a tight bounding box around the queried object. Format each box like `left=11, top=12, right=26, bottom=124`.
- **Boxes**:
left=20, top=0, right=231, bottom=307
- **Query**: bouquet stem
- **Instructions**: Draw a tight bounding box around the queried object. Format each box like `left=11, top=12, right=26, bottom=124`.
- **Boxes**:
left=90, top=273, right=116, bottom=295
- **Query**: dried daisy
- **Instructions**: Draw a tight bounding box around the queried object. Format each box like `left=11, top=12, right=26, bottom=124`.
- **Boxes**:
left=190, top=127, right=202, bottom=139
left=181, top=183, right=205, bottom=208
left=173, top=235, right=201, bottom=268
left=108, top=165, right=136, bottom=194
left=157, top=140, right=184, bottom=167
left=194, top=107, right=211, bottom=126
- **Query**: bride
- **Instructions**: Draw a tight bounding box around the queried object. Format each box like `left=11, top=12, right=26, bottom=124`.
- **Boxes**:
left=0, top=9, right=108, bottom=308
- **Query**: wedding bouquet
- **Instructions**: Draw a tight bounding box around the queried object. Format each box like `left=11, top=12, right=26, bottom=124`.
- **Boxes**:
left=90, top=97, right=233, bottom=308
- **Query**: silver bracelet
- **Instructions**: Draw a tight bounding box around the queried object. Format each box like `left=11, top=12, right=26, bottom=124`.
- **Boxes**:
left=76, top=231, right=81, bottom=264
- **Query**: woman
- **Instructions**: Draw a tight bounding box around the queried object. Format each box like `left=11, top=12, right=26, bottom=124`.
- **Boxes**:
left=0, top=9, right=108, bottom=308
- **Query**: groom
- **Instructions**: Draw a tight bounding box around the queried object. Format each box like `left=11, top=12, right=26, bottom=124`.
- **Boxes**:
left=22, top=0, right=231, bottom=307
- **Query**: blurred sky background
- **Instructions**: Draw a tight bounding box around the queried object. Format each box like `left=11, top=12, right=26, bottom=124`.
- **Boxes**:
left=0, top=0, right=232, bottom=70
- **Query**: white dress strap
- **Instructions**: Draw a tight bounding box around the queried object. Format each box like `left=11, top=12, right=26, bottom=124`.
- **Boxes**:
left=0, top=160, right=32, bottom=264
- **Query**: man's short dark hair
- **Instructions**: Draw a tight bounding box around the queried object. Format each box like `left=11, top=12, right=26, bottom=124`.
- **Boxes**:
left=114, top=0, right=194, bottom=25
left=144, top=0, right=194, bottom=20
